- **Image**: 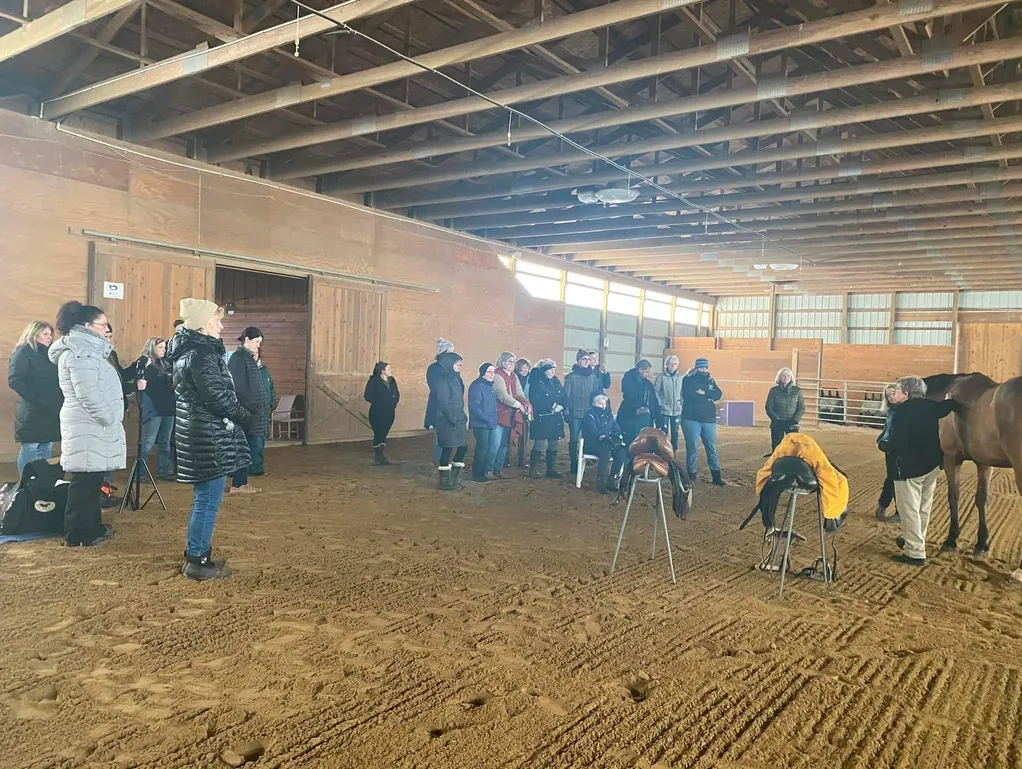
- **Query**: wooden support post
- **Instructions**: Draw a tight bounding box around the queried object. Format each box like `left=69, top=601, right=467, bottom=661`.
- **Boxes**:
left=636, top=290, right=646, bottom=363
left=840, top=292, right=849, bottom=344
left=888, top=292, right=897, bottom=344
left=952, top=289, right=960, bottom=372
left=767, top=284, right=777, bottom=350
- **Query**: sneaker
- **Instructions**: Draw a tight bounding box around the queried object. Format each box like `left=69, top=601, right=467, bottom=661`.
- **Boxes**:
left=891, top=553, right=925, bottom=567
left=182, top=555, right=232, bottom=581
left=229, top=485, right=260, bottom=494
left=181, top=549, right=226, bottom=573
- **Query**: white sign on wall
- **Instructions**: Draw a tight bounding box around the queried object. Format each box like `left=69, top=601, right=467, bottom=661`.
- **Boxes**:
left=103, top=281, right=124, bottom=300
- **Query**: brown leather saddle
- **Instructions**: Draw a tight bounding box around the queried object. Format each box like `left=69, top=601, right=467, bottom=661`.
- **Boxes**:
left=628, top=427, right=675, bottom=478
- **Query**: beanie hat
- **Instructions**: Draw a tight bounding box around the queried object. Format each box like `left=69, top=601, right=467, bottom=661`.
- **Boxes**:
left=694, top=357, right=710, bottom=369
left=436, top=338, right=455, bottom=354
left=180, top=298, right=219, bottom=331
left=576, top=348, right=588, bottom=363
left=238, top=326, right=263, bottom=342
left=478, top=362, right=494, bottom=377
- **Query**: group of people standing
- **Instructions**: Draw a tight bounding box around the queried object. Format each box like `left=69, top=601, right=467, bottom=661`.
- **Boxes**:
left=411, top=340, right=728, bottom=492
left=6, top=300, right=278, bottom=581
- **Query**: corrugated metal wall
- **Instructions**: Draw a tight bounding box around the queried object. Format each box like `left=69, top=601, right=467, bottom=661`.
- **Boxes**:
left=848, top=293, right=891, bottom=345
left=775, top=294, right=842, bottom=343
left=959, top=290, right=1022, bottom=309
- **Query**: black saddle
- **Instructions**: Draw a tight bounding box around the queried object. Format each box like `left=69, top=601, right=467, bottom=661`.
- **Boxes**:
left=769, top=456, right=819, bottom=491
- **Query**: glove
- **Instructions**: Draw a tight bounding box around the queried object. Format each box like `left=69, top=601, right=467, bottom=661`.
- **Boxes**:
left=552, top=404, right=564, bottom=413
left=637, top=406, right=650, bottom=416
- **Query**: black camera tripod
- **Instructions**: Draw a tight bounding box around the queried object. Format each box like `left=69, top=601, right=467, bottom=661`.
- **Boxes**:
left=120, top=385, right=168, bottom=513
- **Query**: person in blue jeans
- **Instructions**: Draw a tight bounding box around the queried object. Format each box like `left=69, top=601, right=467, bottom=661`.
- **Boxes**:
left=136, top=336, right=176, bottom=482
left=8, top=321, right=62, bottom=476
left=468, top=363, right=499, bottom=483
left=166, top=298, right=252, bottom=581
left=681, top=357, right=725, bottom=486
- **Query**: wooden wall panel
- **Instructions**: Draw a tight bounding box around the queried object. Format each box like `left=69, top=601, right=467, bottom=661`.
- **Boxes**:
left=821, top=344, right=954, bottom=383
left=0, top=110, right=567, bottom=458
left=959, top=322, right=1022, bottom=382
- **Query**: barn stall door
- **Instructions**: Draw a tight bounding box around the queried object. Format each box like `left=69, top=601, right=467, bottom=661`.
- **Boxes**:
left=88, top=243, right=214, bottom=359
left=958, top=322, right=1022, bottom=381
left=307, top=277, right=386, bottom=444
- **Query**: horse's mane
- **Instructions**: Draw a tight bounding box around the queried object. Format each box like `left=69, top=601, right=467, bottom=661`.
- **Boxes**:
left=923, top=372, right=997, bottom=399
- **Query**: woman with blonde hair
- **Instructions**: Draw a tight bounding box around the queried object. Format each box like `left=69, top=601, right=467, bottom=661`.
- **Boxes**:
left=875, top=384, right=900, bottom=523
left=136, top=336, right=176, bottom=481
left=8, top=321, right=63, bottom=475
left=764, top=367, right=805, bottom=450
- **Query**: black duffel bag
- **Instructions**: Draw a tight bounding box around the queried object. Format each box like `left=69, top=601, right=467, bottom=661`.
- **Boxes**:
left=0, top=460, right=67, bottom=535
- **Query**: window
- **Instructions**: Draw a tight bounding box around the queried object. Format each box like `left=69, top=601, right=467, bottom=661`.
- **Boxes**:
left=607, top=292, right=640, bottom=315
left=565, top=283, right=604, bottom=308
left=516, top=273, right=561, bottom=300
left=517, top=260, right=563, bottom=279
left=566, top=271, right=605, bottom=288
left=674, top=304, right=699, bottom=326
left=643, top=299, right=672, bottom=321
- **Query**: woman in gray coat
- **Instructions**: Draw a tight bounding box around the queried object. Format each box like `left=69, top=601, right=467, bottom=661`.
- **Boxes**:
left=50, top=301, right=127, bottom=547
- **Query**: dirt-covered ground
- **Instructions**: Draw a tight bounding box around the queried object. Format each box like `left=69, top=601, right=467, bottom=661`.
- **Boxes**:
left=2, top=426, right=1022, bottom=769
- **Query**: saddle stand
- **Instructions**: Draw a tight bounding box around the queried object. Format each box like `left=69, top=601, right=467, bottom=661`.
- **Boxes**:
left=611, top=465, right=677, bottom=584
left=760, top=481, right=833, bottom=598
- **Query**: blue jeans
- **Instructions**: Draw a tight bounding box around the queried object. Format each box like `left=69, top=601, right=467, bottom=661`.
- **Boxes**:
left=567, top=416, right=584, bottom=467
left=232, top=435, right=264, bottom=488
left=472, top=427, right=497, bottom=480
left=138, top=416, right=174, bottom=479
left=17, top=442, right=53, bottom=476
left=492, top=425, right=510, bottom=473
left=659, top=415, right=681, bottom=452
left=186, top=477, right=227, bottom=557
left=682, top=419, right=719, bottom=476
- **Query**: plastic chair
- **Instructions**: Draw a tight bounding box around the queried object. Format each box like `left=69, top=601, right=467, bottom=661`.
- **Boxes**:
left=575, top=435, right=599, bottom=489
left=271, top=395, right=303, bottom=440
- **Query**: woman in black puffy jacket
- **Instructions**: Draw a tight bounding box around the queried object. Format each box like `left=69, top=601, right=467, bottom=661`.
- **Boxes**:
left=527, top=359, right=567, bottom=480
left=166, top=299, right=251, bottom=582
left=364, top=361, right=400, bottom=466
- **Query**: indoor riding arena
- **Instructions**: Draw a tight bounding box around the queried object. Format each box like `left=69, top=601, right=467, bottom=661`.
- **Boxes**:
left=2, top=1, right=1022, bottom=767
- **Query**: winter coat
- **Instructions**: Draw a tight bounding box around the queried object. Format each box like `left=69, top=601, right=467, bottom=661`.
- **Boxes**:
left=140, top=361, right=175, bottom=422
left=528, top=369, right=566, bottom=442
left=228, top=346, right=269, bottom=438
left=424, top=358, right=443, bottom=429
left=619, top=368, right=660, bottom=423
left=563, top=365, right=605, bottom=419
left=493, top=368, right=528, bottom=430
left=8, top=342, right=62, bottom=444
left=431, top=353, right=468, bottom=448
left=260, top=364, right=277, bottom=410
left=516, top=372, right=530, bottom=400
left=364, top=375, right=400, bottom=416
left=765, top=383, right=805, bottom=424
left=48, top=327, right=127, bottom=474
left=877, top=407, right=895, bottom=452
left=582, top=403, right=623, bottom=454
left=468, top=377, right=498, bottom=430
left=757, top=433, right=848, bottom=521
left=681, top=371, right=723, bottom=423
left=109, top=349, right=139, bottom=411
left=167, top=328, right=251, bottom=484
left=654, top=369, right=684, bottom=418
left=886, top=397, right=956, bottom=480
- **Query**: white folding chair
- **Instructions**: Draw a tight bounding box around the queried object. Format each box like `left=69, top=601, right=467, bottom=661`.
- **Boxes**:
left=575, top=435, right=599, bottom=489
left=271, top=395, right=303, bottom=440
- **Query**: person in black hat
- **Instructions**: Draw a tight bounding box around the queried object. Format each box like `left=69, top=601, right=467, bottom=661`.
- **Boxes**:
left=226, top=326, right=267, bottom=493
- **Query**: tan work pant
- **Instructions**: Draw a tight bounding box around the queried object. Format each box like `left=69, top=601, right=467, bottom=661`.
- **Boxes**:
left=894, top=466, right=940, bottom=560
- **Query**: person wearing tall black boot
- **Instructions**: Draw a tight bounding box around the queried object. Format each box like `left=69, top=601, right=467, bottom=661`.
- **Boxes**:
left=168, top=299, right=252, bottom=581
left=428, top=352, right=468, bottom=491
left=50, top=302, right=125, bottom=548
left=527, top=359, right=567, bottom=479
left=583, top=394, right=628, bottom=494
left=364, top=361, right=400, bottom=465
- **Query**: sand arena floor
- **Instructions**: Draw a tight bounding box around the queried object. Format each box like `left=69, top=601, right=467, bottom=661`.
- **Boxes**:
left=2, top=426, right=1022, bottom=769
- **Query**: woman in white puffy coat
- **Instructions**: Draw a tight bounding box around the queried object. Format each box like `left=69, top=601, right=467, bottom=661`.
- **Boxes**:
left=50, top=301, right=127, bottom=547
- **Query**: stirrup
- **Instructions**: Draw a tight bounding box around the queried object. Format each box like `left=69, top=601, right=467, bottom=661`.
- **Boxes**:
left=800, top=557, right=831, bottom=582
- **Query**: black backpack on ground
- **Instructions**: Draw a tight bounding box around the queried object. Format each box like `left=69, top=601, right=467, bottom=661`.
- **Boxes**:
left=0, top=460, right=67, bottom=535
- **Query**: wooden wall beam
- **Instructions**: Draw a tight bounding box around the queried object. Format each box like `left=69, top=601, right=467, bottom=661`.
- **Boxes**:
left=131, top=0, right=702, bottom=142
left=40, top=0, right=417, bottom=119
left=0, top=0, right=136, bottom=64
left=326, top=84, right=1022, bottom=194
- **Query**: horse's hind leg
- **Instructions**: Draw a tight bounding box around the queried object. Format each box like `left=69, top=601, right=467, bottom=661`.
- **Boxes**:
left=941, top=460, right=962, bottom=551
left=974, top=465, right=992, bottom=556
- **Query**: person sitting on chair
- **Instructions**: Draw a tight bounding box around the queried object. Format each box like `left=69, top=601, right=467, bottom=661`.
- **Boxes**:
left=582, top=394, right=627, bottom=494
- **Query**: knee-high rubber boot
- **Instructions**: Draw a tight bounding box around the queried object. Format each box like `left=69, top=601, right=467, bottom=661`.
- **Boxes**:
left=528, top=450, right=542, bottom=479
left=546, top=450, right=563, bottom=479
left=437, top=465, right=453, bottom=491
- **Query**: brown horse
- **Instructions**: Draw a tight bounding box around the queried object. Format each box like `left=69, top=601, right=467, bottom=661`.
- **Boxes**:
left=923, top=373, right=1022, bottom=579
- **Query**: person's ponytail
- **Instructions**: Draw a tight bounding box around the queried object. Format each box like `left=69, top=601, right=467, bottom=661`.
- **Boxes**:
left=55, top=301, right=104, bottom=335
